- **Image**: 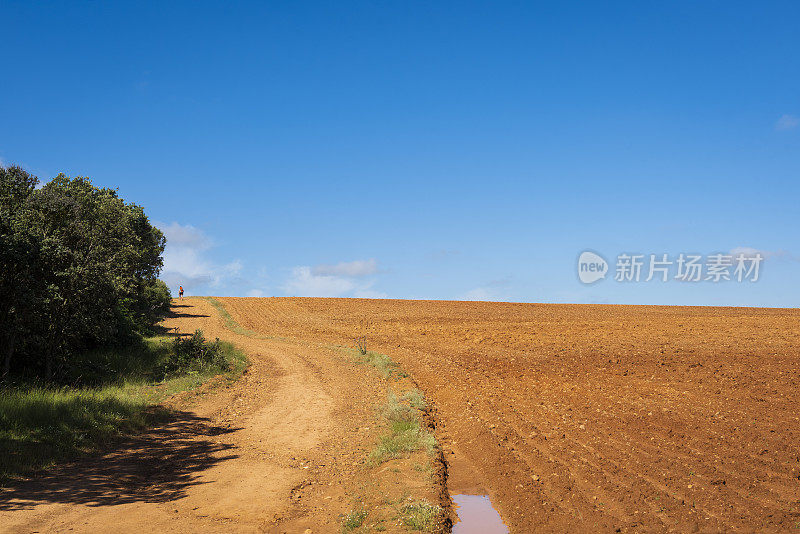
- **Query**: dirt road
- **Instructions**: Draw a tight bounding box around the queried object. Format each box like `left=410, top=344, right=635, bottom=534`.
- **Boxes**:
left=0, top=298, right=442, bottom=533
left=217, top=298, right=800, bottom=533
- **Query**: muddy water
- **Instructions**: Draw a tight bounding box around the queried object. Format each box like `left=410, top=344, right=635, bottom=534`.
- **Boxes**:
left=452, top=494, right=509, bottom=533
left=447, top=445, right=509, bottom=533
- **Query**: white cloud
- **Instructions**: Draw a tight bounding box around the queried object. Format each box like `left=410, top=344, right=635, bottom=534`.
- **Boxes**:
left=156, top=221, right=243, bottom=294
left=158, top=221, right=213, bottom=250
left=730, top=246, right=767, bottom=258
left=730, top=246, right=797, bottom=261
left=311, top=258, right=379, bottom=277
left=247, top=288, right=267, bottom=297
left=775, top=114, right=799, bottom=131
left=283, top=266, right=358, bottom=297
left=283, top=259, right=386, bottom=297
left=460, top=278, right=513, bottom=302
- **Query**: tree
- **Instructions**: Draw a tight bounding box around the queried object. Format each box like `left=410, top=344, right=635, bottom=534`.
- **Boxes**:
left=1, top=166, right=169, bottom=380
left=0, top=166, right=39, bottom=376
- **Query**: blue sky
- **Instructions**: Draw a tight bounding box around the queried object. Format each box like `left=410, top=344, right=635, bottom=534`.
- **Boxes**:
left=2, top=2, right=798, bottom=306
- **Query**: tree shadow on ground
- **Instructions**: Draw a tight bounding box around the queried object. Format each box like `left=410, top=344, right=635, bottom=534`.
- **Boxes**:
left=150, top=324, right=193, bottom=337
left=0, top=409, right=241, bottom=510
left=166, top=310, right=211, bottom=319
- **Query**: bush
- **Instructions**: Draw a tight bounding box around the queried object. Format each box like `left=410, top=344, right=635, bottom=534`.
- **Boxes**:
left=400, top=500, right=442, bottom=531
left=1, top=166, right=169, bottom=381
left=135, top=279, right=173, bottom=334
left=161, top=330, right=229, bottom=377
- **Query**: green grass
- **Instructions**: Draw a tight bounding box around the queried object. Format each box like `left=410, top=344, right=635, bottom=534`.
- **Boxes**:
left=344, top=349, right=408, bottom=380
left=341, top=506, right=368, bottom=532
left=0, top=336, right=247, bottom=483
left=399, top=500, right=442, bottom=531
left=369, top=393, right=437, bottom=465
left=402, top=389, right=427, bottom=410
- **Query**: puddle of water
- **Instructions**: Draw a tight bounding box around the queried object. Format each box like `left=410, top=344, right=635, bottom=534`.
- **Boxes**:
left=451, top=494, right=509, bottom=534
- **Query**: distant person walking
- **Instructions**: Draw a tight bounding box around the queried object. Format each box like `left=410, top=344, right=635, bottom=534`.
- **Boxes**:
left=179, top=285, right=184, bottom=300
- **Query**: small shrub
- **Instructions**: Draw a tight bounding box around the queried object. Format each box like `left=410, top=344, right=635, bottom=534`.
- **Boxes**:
left=355, top=318, right=370, bottom=355
left=341, top=506, right=368, bottom=531
left=161, top=330, right=228, bottom=377
left=355, top=335, right=368, bottom=355
left=400, top=500, right=442, bottom=531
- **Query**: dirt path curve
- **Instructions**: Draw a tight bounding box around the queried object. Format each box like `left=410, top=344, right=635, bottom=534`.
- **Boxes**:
left=0, top=298, right=390, bottom=533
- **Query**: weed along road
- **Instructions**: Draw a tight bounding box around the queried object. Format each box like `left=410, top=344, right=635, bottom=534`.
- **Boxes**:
left=0, top=298, right=448, bottom=533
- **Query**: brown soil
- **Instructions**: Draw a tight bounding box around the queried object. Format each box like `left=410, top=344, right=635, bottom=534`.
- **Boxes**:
left=216, top=298, right=800, bottom=533
left=0, top=298, right=445, bottom=533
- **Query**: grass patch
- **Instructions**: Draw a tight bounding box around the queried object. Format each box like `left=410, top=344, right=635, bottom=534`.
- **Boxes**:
left=345, top=349, right=407, bottom=380
left=402, top=389, right=426, bottom=410
left=412, top=462, right=434, bottom=479
left=369, top=393, right=436, bottom=465
left=341, top=506, right=368, bottom=532
left=399, top=500, right=442, bottom=531
left=0, top=334, right=247, bottom=483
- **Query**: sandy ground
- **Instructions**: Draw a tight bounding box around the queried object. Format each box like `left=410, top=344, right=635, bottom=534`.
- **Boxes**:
left=217, top=297, right=800, bottom=533
left=0, top=298, right=444, bottom=533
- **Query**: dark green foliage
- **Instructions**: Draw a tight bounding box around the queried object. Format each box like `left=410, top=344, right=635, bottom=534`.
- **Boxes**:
left=162, top=330, right=230, bottom=377
left=0, top=166, right=40, bottom=377
left=135, top=279, right=173, bottom=334
left=0, top=165, right=169, bottom=380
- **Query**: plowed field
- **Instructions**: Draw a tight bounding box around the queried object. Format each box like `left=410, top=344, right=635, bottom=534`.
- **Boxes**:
left=217, top=298, right=800, bottom=533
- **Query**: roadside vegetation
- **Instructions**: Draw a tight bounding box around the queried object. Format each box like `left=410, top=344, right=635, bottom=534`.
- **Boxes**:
left=341, top=506, right=369, bottom=532
left=352, top=349, right=408, bottom=380
left=369, top=391, right=436, bottom=465
left=0, top=166, right=249, bottom=483
left=399, top=500, right=443, bottom=531
left=343, top=350, right=446, bottom=532
left=1, top=165, right=170, bottom=381
left=0, top=330, right=246, bottom=482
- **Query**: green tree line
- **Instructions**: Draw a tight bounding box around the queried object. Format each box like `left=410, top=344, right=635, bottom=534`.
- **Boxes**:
left=0, top=165, right=171, bottom=381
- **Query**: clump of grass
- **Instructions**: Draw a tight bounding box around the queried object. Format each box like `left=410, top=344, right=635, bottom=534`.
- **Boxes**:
left=341, top=506, right=368, bottom=532
left=402, top=389, right=426, bottom=410
left=369, top=393, right=436, bottom=465
left=0, top=335, right=247, bottom=482
left=382, top=392, right=413, bottom=421
left=412, top=462, right=434, bottom=479
left=349, top=349, right=407, bottom=380
left=399, top=500, right=442, bottom=531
